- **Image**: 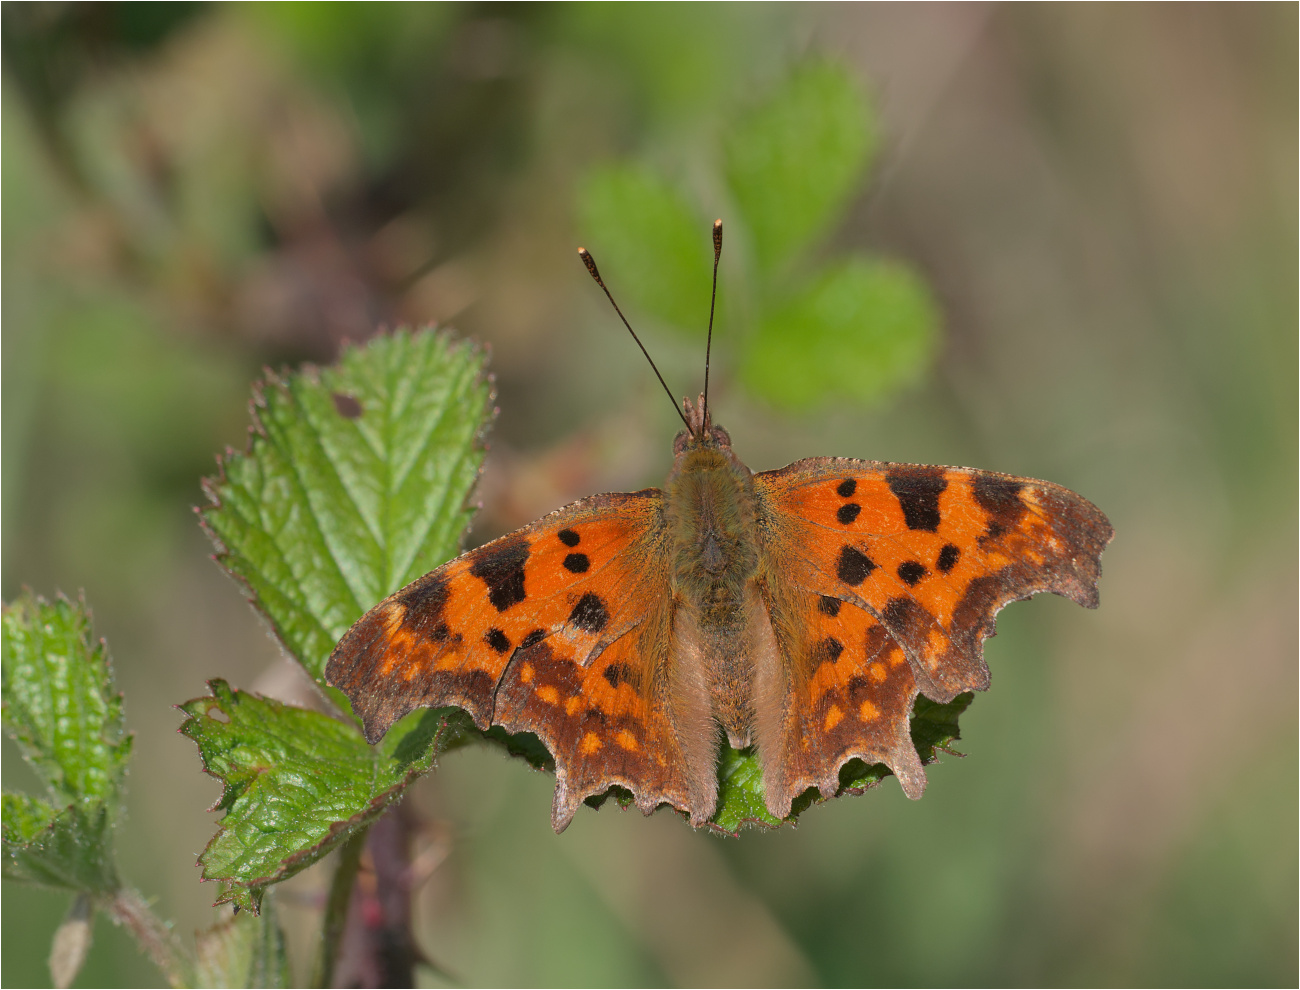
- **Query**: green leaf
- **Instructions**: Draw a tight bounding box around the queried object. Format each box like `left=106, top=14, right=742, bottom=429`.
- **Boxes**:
left=724, top=60, right=877, bottom=274
left=201, top=328, right=493, bottom=696
left=1, top=794, right=119, bottom=891
left=709, top=693, right=975, bottom=834
left=1, top=592, right=127, bottom=892
left=179, top=680, right=450, bottom=911
left=741, top=256, right=939, bottom=410
left=2, top=592, right=131, bottom=809
left=577, top=164, right=712, bottom=333
left=195, top=894, right=292, bottom=988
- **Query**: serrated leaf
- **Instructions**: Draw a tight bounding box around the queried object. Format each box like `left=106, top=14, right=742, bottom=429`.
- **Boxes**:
left=708, top=693, right=974, bottom=834
left=201, top=328, right=493, bottom=696
left=741, top=256, right=939, bottom=410
left=1, top=794, right=119, bottom=891
left=577, top=164, right=712, bottom=333
left=179, top=680, right=449, bottom=908
left=2, top=592, right=127, bottom=892
left=195, top=894, right=291, bottom=988
left=2, top=592, right=131, bottom=808
left=725, top=60, right=877, bottom=275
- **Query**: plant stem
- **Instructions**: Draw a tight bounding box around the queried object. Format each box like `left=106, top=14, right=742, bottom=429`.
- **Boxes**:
left=313, top=825, right=370, bottom=988
left=104, top=887, right=191, bottom=988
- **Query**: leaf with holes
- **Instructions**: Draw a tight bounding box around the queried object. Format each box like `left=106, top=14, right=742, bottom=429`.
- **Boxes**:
left=180, top=680, right=453, bottom=912
left=200, top=328, right=494, bottom=714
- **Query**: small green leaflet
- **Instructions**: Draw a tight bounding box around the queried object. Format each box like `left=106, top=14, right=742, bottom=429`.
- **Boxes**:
left=724, top=59, right=878, bottom=276
left=578, top=165, right=712, bottom=333
left=1, top=592, right=129, bottom=892
left=575, top=57, right=939, bottom=413
left=742, top=257, right=939, bottom=409
left=194, top=892, right=292, bottom=987
left=1, top=794, right=118, bottom=892
left=180, top=680, right=452, bottom=912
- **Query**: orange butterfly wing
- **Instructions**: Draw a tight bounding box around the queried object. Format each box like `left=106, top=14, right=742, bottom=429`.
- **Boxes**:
left=751, top=584, right=925, bottom=818
left=325, top=490, right=691, bottom=831
left=751, top=458, right=1112, bottom=815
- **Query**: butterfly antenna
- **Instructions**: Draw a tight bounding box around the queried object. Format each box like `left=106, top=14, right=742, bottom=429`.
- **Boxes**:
left=702, top=218, right=722, bottom=427
left=579, top=246, right=692, bottom=433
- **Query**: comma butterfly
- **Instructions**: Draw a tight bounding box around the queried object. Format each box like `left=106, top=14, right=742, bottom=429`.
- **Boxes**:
left=326, top=221, right=1112, bottom=832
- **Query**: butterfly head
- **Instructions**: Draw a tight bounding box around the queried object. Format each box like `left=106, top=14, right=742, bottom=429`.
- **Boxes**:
left=674, top=393, right=729, bottom=452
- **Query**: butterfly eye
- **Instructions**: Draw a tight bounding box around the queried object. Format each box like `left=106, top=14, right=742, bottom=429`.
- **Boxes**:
left=673, top=431, right=690, bottom=456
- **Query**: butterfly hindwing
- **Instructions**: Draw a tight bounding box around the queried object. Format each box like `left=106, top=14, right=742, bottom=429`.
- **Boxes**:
left=752, top=580, right=924, bottom=819
left=754, top=458, right=1113, bottom=704
left=493, top=609, right=693, bottom=831
left=327, top=488, right=698, bottom=830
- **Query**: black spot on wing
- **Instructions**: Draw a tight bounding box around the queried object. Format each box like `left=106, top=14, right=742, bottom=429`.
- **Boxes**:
left=558, top=528, right=580, bottom=547
left=938, top=543, right=961, bottom=573
left=837, top=546, right=878, bottom=586
left=470, top=538, right=529, bottom=612
left=973, top=474, right=1026, bottom=534
left=818, top=595, right=842, bottom=617
left=886, top=467, right=947, bottom=532
left=397, top=572, right=448, bottom=615
left=837, top=478, right=857, bottom=498
left=897, top=561, right=926, bottom=587
left=396, top=573, right=449, bottom=636
left=485, top=628, right=511, bottom=653
left=882, top=596, right=933, bottom=643
left=569, top=593, right=608, bottom=633
left=602, top=663, right=635, bottom=689
left=813, top=637, right=845, bottom=664
left=520, top=629, right=547, bottom=650
left=563, top=553, right=590, bottom=573
left=836, top=503, right=861, bottom=525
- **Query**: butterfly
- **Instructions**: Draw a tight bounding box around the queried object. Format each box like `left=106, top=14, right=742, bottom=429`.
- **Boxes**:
left=326, top=220, right=1112, bottom=833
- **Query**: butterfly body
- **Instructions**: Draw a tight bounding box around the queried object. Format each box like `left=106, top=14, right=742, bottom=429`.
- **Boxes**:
left=326, top=392, right=1112, bottom=832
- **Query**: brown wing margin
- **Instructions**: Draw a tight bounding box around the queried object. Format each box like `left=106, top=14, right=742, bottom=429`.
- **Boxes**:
left=754, top=458, right=1113, bottom=703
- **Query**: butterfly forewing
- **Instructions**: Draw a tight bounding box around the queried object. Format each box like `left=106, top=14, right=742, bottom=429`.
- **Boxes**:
left=754, top=458, right=1113, bottom=703
left=327, top=490, right=668, bottom=743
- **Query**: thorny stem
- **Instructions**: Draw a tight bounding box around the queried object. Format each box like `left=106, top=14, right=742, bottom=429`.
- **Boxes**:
left=334, top=801, right=427, bottom=987
left=313, top=825, right=371, bottom=988
left=103, top=887, right=191, bottom=988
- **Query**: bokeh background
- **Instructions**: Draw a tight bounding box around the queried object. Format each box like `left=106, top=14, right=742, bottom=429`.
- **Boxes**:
left=3, top=3, right=1295, bottom=986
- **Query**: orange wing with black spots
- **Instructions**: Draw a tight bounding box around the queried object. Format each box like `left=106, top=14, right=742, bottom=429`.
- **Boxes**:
left=490, top=615, right=694, bottom=831
left=325, top=489, right=695, bottom=831
left=754, top=458, right=1113, bottom=704
left=753, top=584, right=924, bottom=819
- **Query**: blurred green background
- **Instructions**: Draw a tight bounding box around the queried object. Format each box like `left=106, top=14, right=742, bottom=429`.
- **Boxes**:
left=3, top=3, right=1295, bottom=986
